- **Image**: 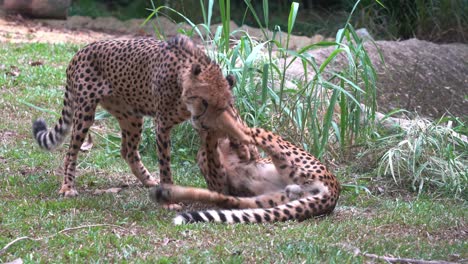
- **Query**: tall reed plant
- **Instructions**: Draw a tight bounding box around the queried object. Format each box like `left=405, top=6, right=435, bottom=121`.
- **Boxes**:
left=144, top=0, right=379, bottom=161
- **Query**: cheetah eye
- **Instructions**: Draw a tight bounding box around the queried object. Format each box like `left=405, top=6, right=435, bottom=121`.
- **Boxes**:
left=183, top=96, right=197, bottom=108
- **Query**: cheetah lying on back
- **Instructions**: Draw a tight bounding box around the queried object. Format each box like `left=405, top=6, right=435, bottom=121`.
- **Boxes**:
left=32, top=36, right=242, bottom=198
left=151, top=78, right=340, bottom=224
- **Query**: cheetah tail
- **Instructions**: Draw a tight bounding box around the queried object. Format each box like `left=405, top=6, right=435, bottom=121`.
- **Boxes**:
left=173, top=196, right=335, bottom=225
left=32, top=88, right=73, bottom=150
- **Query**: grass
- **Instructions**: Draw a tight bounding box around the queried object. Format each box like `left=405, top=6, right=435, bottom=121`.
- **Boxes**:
left=377, top=117, right=467, bottom=198
left=0, top=39, right=466, bottom=263
left=1, top=0, right=467, bottom=261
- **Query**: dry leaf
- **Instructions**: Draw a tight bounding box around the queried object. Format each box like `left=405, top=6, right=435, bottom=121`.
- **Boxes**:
left=6, top=66, right=20, bottom=77
left=5, top=258, right=23, bottom=264
left=136, top=29, right=148, bottom=36
left=30, top=61, right=44, bottom=67
left=161, top=238, right=172, bottom=246
left=80, top=134, right=93, bottom=152
left=93, top=187, right=122, bottom=195
left=377, top=187, right=385, bottom=194
left=105, top=187, right=122, bottom=193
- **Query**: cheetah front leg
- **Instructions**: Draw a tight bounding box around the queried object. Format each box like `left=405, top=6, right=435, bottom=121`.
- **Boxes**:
left=155, top=125, right=173, bottom=184
left=118, top=116, right=158, bottom=186
left=154, top=123, right=182, bottom=210
left=244, top=127, right=307, bottom=180
left=197, top=131, right=229, bottom=193
left=100, top=98, right=159, bottom=187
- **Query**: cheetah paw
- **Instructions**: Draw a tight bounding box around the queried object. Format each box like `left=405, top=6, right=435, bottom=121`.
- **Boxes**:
left=162, top=203, right=182, bottom=210
left=285, top=184, right=304, bottom=200
left=142, top=177, right=159, bottom=187
left=149, top=185, right=171, bottom=204
left=59, top=187, right=79, bottom=197
left=149, top=185, right=183, bottom=210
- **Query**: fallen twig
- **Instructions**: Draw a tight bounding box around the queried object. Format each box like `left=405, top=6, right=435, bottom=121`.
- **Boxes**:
left=362, top=252, right=458, bottom=264
left=336, top=243, right=459, bottom=264
left=0, top=237, right=32, bottom=256
left=0, top=224, right=125, bottom=256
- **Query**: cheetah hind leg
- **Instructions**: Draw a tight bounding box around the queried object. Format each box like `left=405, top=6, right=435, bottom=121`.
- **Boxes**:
left=150, top=184, right=237, bottom=209
left=149, top=184, right=300, bottom=210
left=118, top=115, right=159, bottom=187
left=59, top=102, right=99, bottom=197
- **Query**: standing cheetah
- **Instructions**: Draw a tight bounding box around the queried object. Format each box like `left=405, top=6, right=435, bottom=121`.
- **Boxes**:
left=151, top=78, right=340, bottom=224
left=32, top=35, right=238, bottom=198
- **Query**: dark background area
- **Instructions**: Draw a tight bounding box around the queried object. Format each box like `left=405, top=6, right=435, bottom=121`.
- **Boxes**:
left=69, top=0, right=468, bottom=43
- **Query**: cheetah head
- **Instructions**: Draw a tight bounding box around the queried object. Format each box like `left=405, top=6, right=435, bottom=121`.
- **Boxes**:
left=181, top=63, right=250, bottom=144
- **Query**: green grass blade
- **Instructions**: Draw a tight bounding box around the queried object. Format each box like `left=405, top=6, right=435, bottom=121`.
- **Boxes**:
left=287, top=2, right=299, bottom=35
left=318, top=89, right=340, bottom=158
left=20, top=100, right=60, bottom=117
left=263, top=0, right=269, bottom=29
left=261, top=63, right=269, bottom=104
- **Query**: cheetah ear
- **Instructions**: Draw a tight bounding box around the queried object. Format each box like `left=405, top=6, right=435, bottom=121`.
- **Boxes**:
left=191, top=64, right=202, bottom=76
left=226, top=74, right=236, bottom=89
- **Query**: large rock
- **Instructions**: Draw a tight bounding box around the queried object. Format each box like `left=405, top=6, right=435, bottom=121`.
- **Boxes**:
left=3, top=0, right=71, bottom=19
left=287, top=38, right=468, bottom=118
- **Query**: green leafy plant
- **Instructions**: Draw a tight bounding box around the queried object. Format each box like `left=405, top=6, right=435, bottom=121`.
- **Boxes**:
left=146, top=0, right=378, bottom=161
left=378, top=117, right=467, bottom=199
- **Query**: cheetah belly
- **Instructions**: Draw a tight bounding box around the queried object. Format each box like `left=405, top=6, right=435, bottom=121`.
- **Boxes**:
left=227, top=163, right=286, bottom=196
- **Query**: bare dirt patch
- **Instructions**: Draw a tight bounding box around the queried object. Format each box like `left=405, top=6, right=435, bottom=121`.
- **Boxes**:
left=372, top=223, right=468, bottom=246
left=0, top=14, right=125, bottom=44
left=0, top=130, right=20, bottom=145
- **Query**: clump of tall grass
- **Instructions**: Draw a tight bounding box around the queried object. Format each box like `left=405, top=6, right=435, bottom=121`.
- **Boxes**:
left=377, top=117, right=467, bottom=199
left=146, top=0, right=378, bottom=161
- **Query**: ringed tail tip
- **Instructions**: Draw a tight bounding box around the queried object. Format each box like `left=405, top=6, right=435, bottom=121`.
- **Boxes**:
left=32, top=118, right=47, bottom=138
left=173, top=215, right=187, bottom=225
